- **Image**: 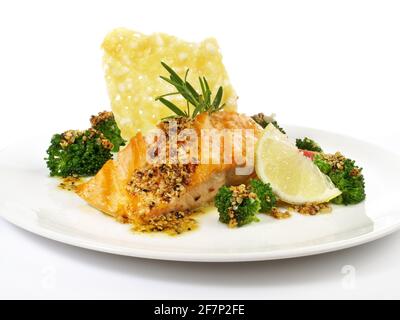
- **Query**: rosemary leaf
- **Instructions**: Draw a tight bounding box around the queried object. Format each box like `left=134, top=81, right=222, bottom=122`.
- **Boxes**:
left=157, top=97, right=187, bottom=117
left=157, top=62, right=225, bottom=119
left=161, top=62, right=184, bottom=85
left=155, top=92, right=180, bottom=99
left=185, top=81, right=200, bottom=100
left=212, top=86, right=223, bottom=110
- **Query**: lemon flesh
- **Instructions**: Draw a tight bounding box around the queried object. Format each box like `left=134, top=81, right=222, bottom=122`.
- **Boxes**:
left=255, top=124, right=341, bottom=204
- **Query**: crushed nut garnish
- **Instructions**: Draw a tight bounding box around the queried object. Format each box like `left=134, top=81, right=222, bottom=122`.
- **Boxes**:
left=157, top=117, right=198, bottom=164
left=251, top=113, right=276, bottom=127
left=127, top=117, right=199, bottom=214
left=90, top=111, right=114, bottom=127
left=320, top=152, right=346, bottom=171
left=269, top=207, right=292, bottom=219
left=158, top=117, right=194, bottom=137
left=226, top=184, right=257, bottom=228
left=132, top=210, right=197, bottom=235
left=127, top=163, right=197, bottom=209
left=350, top=167, right=361, bottom=177
left=289, top=202, right=332, bottom=215
left=60, top=130, right=81, bottom=147
left=58, top=176, right=82, bottom=191
left=59, top=128, right=113, bottom=150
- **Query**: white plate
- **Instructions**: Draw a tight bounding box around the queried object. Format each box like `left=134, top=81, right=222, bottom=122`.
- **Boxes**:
left=1, top=126, right=399, bottom=262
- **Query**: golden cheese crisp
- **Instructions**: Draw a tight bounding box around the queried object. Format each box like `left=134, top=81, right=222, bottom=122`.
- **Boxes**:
left=102, top=29, right=237, bottom=139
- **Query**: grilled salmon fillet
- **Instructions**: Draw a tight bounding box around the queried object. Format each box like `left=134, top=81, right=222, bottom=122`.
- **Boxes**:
left=76, top=111, right=262, bottom=225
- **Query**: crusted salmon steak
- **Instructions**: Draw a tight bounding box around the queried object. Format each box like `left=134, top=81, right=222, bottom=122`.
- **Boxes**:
left=76, top=111, right=262, bottom=230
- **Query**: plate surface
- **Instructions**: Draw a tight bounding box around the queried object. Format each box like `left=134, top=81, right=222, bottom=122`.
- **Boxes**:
left=1, top=126, right=399, bottom=262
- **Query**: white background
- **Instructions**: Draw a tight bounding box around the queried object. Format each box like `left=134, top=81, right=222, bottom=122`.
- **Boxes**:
left=0, top=0, right=399, bottom=299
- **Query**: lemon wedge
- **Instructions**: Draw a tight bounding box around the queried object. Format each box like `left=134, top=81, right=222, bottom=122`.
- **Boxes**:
left=255, top=124, right=341, bottom=204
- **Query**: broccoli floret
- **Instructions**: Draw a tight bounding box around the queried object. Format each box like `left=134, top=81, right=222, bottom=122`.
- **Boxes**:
left=45, top=129, right=113, bottom=177
left=90, top=111, right=126, bottom=152
left=313, top=153, right=331, bottom=174
left=296, top=137, right=323, bottom=152
left=215, top=185, right=261, bottom=228
left=251, top=113, right=286, bottom=134
left=249, top=179, right=276, bottom=213
left=329, top=160, right=366, bottom=205
left=313, top=153, right=366, bottom=205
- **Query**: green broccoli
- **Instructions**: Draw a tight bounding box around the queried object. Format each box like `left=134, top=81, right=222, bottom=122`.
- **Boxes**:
left=249, top=179, right=276, bottom=213
left=215, top=185, right=261, bottom=228
left=313, top=153, right=366, bottom=205
left=313, top=153, right=331, bottom=174
left=296, top=137, right=323, bottom=152
left=45, top=129, right=113, bottom=177
left=251, top=113, right=286, bottom=134
left=90, top=111, right=126, bottom=152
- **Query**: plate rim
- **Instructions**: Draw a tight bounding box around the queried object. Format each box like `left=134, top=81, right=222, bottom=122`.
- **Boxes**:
left=1, top=209, right=400, bottom=262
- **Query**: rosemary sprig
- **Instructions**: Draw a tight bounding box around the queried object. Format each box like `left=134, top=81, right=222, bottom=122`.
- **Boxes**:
left=155, top=62, right=225, bottom=119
